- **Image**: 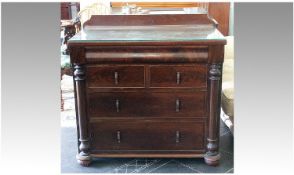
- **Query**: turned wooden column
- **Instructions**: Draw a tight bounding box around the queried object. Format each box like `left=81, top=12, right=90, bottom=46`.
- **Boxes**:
left=204, top=63, right=222, bottom=166
left=74, top=64, right=92, bottom=166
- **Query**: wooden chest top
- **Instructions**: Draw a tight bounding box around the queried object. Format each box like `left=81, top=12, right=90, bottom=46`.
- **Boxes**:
left=68, top=14, right=226, bottom=65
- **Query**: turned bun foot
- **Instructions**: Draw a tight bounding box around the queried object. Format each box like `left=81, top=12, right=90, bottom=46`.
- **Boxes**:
left=76, top=153, right=92, bottom=167
left=204, top=153, right=220, bottom=166
left=77, top=159, right=91, bottom=166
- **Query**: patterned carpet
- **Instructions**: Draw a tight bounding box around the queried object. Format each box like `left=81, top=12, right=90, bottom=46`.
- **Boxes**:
left=61, top=73, right=234, bottom=173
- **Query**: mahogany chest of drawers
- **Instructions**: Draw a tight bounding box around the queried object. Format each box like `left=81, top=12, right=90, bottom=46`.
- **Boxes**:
left=68, top=14, right=226, bottom=166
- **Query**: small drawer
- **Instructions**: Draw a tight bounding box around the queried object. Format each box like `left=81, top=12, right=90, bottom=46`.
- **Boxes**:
left=87, top=92, right=207, bottom=118
left=86, top=65, right=145, bottom=88
left=149, top=65, right=207, bottom=88
left=90, top=119, right=205, bottom=151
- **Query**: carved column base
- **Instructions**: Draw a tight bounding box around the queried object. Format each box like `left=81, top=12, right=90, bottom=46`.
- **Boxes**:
left=76, top=153, right=92, bottom=167
left=204, top=153, right=220, bottom=166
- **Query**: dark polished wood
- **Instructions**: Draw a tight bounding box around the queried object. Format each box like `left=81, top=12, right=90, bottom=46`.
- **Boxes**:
left=86, top=65, right=145, bottom=88
left=150, top=64, right=207, bottom=88
left=204, top=63, right=222, bottom=166
left=208, top=2, right=230, bottom=36
left=90, top=119, right=205, bottom=151
left=68, top=14, right=226, bottom=167
left=83, top=14, right=216, bottom=27
left=87, top=92, right=207, bottom=118
left=85, top=46, right=209, bottom=64
left=73, top=64, right=91, bottom=166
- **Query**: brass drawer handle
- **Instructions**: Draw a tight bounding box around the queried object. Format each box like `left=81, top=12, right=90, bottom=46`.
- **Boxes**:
left=117, top=131, right=121, bottom=143
left=114, top=72, right=119, bottom=85
left=176, top=98, right=180, bottom=112
left=176, top=72, right=181, bottom=84
left=115, top=99, right=120, bottom=112
left=176, top=131, right=180, bottom=143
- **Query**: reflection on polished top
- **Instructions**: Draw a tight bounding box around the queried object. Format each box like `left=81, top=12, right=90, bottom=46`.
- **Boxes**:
left=68, top=14, right=226, bottom=44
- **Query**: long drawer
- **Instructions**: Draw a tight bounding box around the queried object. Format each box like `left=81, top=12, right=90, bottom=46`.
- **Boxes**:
left=89, top=119, right=206, bottom=151
left=87, top=92, right=207, bottom=118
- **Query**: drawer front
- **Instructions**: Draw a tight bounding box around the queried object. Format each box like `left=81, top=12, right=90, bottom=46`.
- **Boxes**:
left=149, top=65, right=207, bottom=88
left=88, top=92, right=207, bottom=118
left=86, top=65, right=145, bottom=88
left=90, top=120, right=205, bottom=151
